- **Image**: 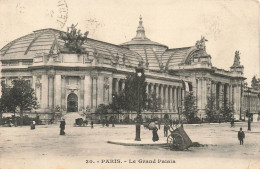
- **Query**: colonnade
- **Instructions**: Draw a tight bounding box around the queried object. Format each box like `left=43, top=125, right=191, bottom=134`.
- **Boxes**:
left=112, top=78, right=184, bottom=112
left=196, top=77, right=242, bottom=116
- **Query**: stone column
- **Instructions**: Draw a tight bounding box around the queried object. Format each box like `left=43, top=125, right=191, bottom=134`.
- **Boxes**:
left=150, top=83, right=154, bottom=94
left=41, top=75, right=48, bottom=109
left=61, top=75, right=66, bottom=111
left=181, top=87, right=185, bottom=110
left=79, top=76, right=85, bottom=111
left=226, top=85, right=229, bottom=106
left=197, top=78, right=202, bottom=111
left=229, top=85, right=233, bottom=106
left=121, top=80, right=125, bottom=91
left=173, top=86, right=177, bottom=112
left=212, top=81, right=216, bottom=102
left=115, top=78, right=119, bottom=94
left=54, top=75, right=61, bottom=109
left=35, top=76, right=41, bottom=108
left=108, top=77, right=113, bottom=103
left=146, top=82, right=149, bottom=95
left=92, top=76, right=97, bottom=108
left=236, top=84, right=241, bottom=116
left=48, top=74, right=54, bottom=110
left=84, top=75, right=91, bottom=108
left=219, top=83, right=223, bottom=108
left=165, top=85, right=169, bottom=110
left=169, top=86, right=173, bottom=111
left=103, top=77, right=109, bottom=104
left=32, top=75, right=37, bottom=90
left=97, top=75, right=104, bottom=106
left=160, top=84, right=164, bottom=109
left=155, top=84, right=159, bottom=98
left=201, top=78, right=207, bottom=111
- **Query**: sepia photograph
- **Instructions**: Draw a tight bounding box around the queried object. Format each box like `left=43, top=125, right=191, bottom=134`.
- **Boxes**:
left=0, top=0, right=259, bottom=169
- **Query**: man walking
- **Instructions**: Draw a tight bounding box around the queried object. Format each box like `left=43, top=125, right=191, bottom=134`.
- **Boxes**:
left=237, top=127, right=245, bottom=145
left=60, top=119, right=66, bottom=135
left=164, top=122, right=169, bottom=137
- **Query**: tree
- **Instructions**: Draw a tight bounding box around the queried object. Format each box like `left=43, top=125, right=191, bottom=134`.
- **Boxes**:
left=147, top=92, right=161, bottom=117
left=0, top=81, right=7, bottom=120
left=205, top=95, right=218, bottom=122
left=123, top=72, right=147, bottom=113
left=219, top=98, right=233, bottom=122
left=0, top=81, right=15, bottom=118
left=183, top=92, right=198, bottom=123
left=9, top=80, right=38, bottom=126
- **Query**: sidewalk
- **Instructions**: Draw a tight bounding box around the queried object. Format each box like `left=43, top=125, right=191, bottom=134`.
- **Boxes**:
left=107, top=138, right=167, bottom=146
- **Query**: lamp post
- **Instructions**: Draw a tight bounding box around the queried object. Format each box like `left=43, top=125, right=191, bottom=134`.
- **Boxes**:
left=135, top=66, right=144, bottom=141
left=247, top=88, right=251, bottom=131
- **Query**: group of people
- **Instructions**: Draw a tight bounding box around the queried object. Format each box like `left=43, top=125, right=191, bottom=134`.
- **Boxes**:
left=151, top=119, right=247, bottom=146
left=151, top=120, right=178, bottom=142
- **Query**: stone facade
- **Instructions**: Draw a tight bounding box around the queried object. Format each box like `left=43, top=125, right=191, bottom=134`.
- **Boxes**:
left=1, top=17, right=259, bottom=122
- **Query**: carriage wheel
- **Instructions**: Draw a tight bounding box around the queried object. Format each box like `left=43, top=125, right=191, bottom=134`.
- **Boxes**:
left=167, top=133, right=185, bottom=150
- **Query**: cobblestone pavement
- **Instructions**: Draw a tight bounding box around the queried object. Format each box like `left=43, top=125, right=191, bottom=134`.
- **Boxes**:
left=0, top=122, right=260, bottom=169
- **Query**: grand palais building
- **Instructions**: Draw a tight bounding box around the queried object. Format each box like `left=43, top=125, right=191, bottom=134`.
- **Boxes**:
left=1, top=17, right=260, bottom=122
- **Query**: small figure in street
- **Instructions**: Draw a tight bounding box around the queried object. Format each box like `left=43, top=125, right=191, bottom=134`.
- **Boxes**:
left=91, top=121, right=94, bottom=129
left=152, top=126, right=159, bottom=142
left=248, top=118, right=251, bottom=131
left=158, top=120, right=161, bottom=130
left=164, top=122, right=169, bottom=137
left=237, top=127, right=245, bottom=145
left=30, top=121, right=35, bottom=130
left=230, top=118, right=235, bottom=128
left=60, top=119, right=66, bottom=135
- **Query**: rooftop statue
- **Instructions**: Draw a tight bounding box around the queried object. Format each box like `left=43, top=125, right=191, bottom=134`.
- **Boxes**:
left=195, top=36, right=208, bottom=51
left=233, top=50, right=241, bottom=67
left=60, top=24, right=89, bottom=54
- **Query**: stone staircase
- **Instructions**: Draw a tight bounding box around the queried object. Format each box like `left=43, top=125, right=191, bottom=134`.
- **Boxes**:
left=62, top=112, right=85, bottom=125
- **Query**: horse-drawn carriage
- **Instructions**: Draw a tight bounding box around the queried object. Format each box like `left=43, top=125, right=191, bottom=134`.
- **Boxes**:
left=167, top=126, right=192, bottom=150
left=74, top=118, right=88, bottom=127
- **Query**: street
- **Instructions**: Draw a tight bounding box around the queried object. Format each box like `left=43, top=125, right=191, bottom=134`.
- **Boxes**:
left=0, top=122, right=260, bottom=169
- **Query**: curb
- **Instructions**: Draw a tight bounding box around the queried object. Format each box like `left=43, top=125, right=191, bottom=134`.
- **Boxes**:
left=107, top=141, right=167, bottom=147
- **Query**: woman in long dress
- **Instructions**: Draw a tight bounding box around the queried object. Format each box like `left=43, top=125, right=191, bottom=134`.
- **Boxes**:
left=152, top=126, right=159, bottom=142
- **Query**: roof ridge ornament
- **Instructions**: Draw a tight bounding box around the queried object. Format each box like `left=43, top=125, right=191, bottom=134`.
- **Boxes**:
left=132, top=15, right=150, bottom=41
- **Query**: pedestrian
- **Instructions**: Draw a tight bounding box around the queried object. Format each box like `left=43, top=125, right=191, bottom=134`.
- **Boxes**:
left=60, top=119, right=66, bottom=135
left=91, top=121, right=94, bottom=129
left=164, top=122, right=169, bottom=137
left=152, top=126, right=159, bottom=142
left=237, top=127, right=245, bottom=145
left=30, top=121, right=35, bottom=130
left=248, top=118, right=251, bottom=131
left=230, top=118, right=235, bottom=128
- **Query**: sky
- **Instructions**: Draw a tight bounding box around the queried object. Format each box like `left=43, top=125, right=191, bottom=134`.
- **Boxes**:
left=0, top=0, right=259, bottom=85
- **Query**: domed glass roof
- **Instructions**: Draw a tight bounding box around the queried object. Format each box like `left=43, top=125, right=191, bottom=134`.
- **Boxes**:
left=0, top=28, right=143, bottom=67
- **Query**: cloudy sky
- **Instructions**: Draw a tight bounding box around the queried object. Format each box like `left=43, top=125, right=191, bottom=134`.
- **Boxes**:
left=0, top=0, right=259, bottom=84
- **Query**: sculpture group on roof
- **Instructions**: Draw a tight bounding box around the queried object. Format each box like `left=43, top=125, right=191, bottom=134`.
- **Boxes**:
left=60, top=24, right=89, bottom=54
left=232, top=50, right=241, bottom=67
left=195, top=36, right=208, bottom=51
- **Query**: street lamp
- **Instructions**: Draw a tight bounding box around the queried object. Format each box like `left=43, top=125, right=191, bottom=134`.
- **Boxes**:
left=135, top=65, right=144, bottom=141
left=247, top=88, right=251, bottom=131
